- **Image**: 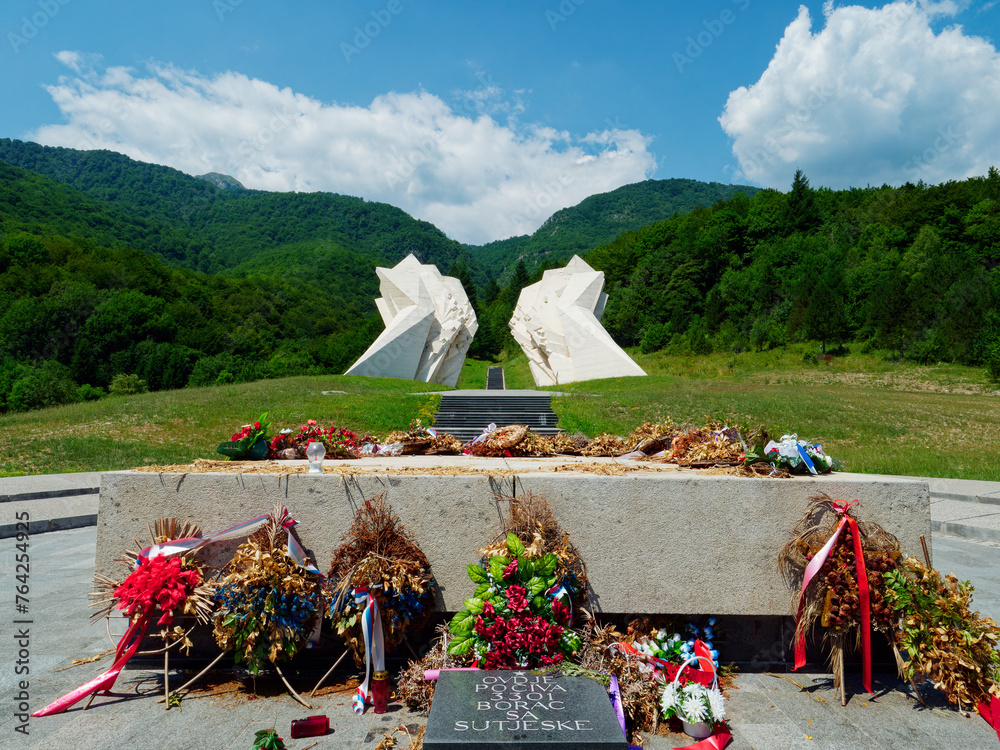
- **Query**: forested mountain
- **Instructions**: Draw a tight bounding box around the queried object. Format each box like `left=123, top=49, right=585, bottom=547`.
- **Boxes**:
left=0, top=139, right=467, bottom=274
left=468, top=178, right=759, bottom=284
left=585, top=169, right=1000, bottom=370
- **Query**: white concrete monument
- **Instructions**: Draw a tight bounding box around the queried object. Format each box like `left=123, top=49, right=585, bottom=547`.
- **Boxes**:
left=345, top=254, right=477, bottom=388
left=509, top=255, right=646, bottom=386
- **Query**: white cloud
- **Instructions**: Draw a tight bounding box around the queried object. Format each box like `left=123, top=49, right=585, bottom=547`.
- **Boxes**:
left=719, top=1, right=1000, bottom=189
left=32, top=56, right=655, bottom=245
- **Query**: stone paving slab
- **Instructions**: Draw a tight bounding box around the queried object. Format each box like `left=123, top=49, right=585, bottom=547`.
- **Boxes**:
left=0, top=495, right=100, bottom=538
left=3, top=528, right=999, bottom=749
left=931, top=498, right=1000, bottom=543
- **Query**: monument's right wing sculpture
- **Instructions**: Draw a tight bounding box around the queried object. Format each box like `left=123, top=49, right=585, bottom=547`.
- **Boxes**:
left=508, top=256, right=646, bottom=386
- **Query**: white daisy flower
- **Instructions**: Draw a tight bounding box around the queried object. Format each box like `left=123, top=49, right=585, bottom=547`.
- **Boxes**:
left=660, top=682, right=680, bottom=714
left=681, top=694, right=708, bottom=724
left=682, top=682, right=706, bottom=698
left=706, top=687, right=726, bottom=722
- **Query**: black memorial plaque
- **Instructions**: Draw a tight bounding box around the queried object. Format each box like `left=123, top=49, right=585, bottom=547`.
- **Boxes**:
left=424, top=670, right=627, bottom=749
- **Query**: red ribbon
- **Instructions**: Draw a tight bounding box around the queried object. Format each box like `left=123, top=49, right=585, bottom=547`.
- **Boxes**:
left=979, top=695, right=1000, bottom=743
left=673, top=730, right=732, bottom=750
left=792, top=499, right=871, bottom=695
left=33, top=611, right=153, bottom=716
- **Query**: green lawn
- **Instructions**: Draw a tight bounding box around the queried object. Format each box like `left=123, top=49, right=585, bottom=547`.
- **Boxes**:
left=546, top=344, right=1000, bottom=481
left=2, top=344, right=998, bottom=480
left=0, top=375, right=441, bottom=476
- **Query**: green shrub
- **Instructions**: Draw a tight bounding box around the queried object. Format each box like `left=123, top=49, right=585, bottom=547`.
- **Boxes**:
left=986, top=341, right=1000, bottom=382
left=686, top=316, right=712, bottom=355
left=77, top=383, right=107, bottom=401
left=108, top=373, right=148, bottom=396
left=8, top=360, right=80, bottom=411
left=640, top=323, right=671, bottom=354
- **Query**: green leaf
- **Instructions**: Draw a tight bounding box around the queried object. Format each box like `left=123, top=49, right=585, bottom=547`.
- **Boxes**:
left=474, top=582, right=491, bottom=599
left=537, top=554, right=558, bottom=576
left=528, top=578, right=549, bottom=599
left=449, top=609, right=476, bottom=635
left=467, top=564, right=489, bottom=584
left=489, top=556, right=508, bottom=580
left=463, top=598, right=485, bottom=615
left=506, top=533, right=526, bottom=557
left=447, top=633, right=474, bottom=655
left=518, top=559, right=536, bottom=583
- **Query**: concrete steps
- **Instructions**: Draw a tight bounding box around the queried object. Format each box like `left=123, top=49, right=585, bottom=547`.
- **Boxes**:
left=433, top=392, right=560, bottom=443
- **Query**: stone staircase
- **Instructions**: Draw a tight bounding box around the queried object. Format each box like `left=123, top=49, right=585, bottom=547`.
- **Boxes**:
left=486, top=366, right=505, bottom=390
left=432, top=392, right=561, bottom=443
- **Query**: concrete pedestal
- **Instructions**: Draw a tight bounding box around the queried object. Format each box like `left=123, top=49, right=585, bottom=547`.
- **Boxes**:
left=95, top=461, right=930, bottom=620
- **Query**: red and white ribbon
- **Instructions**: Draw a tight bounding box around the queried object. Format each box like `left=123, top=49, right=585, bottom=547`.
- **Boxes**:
left=979, top=695, right=1000, bottom=744
left=34, top=611, right=153, bottom=716
left=792, top=499, right=871, bottom=695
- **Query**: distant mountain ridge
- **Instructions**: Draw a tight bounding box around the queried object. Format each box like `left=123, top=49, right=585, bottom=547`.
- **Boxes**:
left=0, top=139, right=760, bottom=284
left=467, top=178, right=759, bottom=283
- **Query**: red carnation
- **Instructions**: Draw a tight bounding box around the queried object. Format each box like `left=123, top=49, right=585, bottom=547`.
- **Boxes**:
left=506, top=584, right=528, bottom=613
left=254, top=421, right=261, bottom=430
left=502, top=559, right=518, bottom=580
left=552, top=598, right=571, bottom=625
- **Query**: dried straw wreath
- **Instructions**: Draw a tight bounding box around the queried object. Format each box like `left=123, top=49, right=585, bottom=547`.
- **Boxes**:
left=212, top=508, right=322, bottom=676
left=92, top=518, right=216, bottom=652
left=480, top=491, right=588, bottom=603
left=779, top=493, right=903, bottom=704
left=326, top=494, right=435, bottom=667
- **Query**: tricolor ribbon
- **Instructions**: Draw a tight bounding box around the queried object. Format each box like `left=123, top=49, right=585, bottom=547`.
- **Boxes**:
left=470, top=423, right=497, bottom=445
left=979, top=695, right=1000, bottom=743
left=275, top=507, right=325, bottom=647
left=352, top=585, right=385, bottom=715
left=792, top=499, right=871, bottom=695
left=276, top=506, right=323, bottom=578
left=138, top=513, right=272, bottom=561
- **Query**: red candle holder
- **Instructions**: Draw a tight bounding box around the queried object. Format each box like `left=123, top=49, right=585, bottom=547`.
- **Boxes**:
left=290, top=714, right=329, bottom=738
left=372, top=670, right=390, bottom=714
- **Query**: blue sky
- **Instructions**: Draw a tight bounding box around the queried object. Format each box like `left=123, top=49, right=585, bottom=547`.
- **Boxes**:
left=2, top=1, right=999, bottom=243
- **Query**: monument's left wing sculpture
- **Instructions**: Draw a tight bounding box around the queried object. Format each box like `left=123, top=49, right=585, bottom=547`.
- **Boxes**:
left=345, top=254, right=477, bottom=387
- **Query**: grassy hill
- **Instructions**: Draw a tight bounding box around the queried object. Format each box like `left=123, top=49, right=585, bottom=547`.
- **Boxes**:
left=2, top=350, right=996, bottom=480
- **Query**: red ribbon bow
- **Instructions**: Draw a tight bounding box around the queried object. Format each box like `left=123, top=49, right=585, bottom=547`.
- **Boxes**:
left=792, top=499, right=871, bottom=695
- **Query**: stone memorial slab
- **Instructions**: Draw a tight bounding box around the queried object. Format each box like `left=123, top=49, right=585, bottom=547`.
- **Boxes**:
left=424, top=670, right=627, bottom=749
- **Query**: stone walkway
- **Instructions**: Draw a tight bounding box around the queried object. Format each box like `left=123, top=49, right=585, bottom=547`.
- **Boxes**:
left=2, top=527, right=998, bottom=749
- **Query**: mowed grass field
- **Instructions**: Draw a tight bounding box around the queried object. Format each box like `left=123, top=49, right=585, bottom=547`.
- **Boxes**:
left=1, top=342, right=997, bottom=480
left=0, top=376, right=442, bottom=477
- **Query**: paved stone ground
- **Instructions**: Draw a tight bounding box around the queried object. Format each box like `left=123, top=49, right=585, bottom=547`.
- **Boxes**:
left=2, top=528, right=999, bottom=749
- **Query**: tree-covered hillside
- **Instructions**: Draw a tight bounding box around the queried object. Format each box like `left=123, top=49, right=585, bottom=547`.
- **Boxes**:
left=0, top=139, right=467, bottom=274
left=468, top=178, right=759, bottom=284
left=0, top=230, right=380, bottom=412
left=586, top=169, right=1000, bottom=372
